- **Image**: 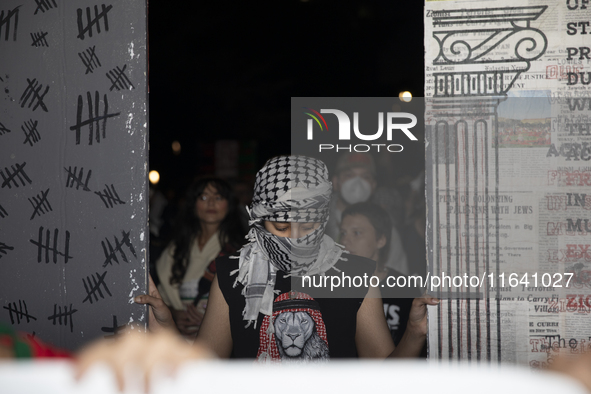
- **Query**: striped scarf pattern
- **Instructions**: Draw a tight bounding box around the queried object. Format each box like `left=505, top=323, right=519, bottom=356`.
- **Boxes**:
left=232, top=156, right=343, bottom=326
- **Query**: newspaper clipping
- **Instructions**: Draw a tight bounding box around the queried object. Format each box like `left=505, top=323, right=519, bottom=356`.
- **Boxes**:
left=425, top=0, right=591, bottom=366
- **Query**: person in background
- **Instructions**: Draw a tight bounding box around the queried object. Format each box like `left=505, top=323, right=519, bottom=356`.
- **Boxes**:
left=155, top=178, right=246, bottom=338
left=339, top=202, right=421, bottom=347
left=326, top=153, right=411, bottom=275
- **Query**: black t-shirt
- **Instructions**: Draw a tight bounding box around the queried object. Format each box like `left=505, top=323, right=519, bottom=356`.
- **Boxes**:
left=216, top=253, right=375, bottom=360
left=379, top=268, right=419, bottom=346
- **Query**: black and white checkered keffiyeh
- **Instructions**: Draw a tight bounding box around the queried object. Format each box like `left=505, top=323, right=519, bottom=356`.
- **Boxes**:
left=231, top=156, right=344, bottom=326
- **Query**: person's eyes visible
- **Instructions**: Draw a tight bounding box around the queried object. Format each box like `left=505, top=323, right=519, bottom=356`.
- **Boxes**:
left=275, top=226, right=289, bottom=232
left=354, top=230, right=362, bottom=236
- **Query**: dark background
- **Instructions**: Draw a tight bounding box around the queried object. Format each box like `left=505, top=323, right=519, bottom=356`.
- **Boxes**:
left=148, top=0, right=425, bottom=192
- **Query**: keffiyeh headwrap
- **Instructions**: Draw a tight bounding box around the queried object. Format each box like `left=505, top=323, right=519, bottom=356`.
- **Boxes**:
left=231, top=156, right=344, bottom=326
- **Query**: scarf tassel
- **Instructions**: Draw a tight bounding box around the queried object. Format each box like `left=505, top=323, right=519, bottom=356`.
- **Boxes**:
left=266, top=317, right=275, bottom=335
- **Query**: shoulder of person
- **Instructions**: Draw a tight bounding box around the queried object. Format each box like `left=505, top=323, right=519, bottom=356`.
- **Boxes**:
left=381, top=267, right=423, bottom=298
left=329, top=252, right=376, bottom=276
left=212, top=253, right=239, bottom=277
left=220, top=241, right=240, bottom=256
left=385, top=267, right=405, bottom=277
left=298, top=253, right=375, bottom=299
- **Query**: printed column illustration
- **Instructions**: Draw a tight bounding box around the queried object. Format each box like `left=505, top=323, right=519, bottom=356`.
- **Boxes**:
left=425, top=6, right=548, bottom=362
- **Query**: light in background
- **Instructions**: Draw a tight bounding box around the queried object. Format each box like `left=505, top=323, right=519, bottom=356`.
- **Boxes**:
left=172, top=140, right=181, bottom=155
left=149, top=170, right=160, bottom=185
left=399, top=91, right=412, bottom=102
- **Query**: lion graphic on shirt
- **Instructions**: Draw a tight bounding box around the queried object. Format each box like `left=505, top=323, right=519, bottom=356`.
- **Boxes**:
left=273, top=311, right=329, bottom=360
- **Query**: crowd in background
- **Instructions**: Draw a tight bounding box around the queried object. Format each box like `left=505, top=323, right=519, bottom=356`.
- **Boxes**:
left=1, top=151, right=426, bottom=357
left=147, top=152, right=426, bottom=341
left=4, top=152, right=591, bottom=394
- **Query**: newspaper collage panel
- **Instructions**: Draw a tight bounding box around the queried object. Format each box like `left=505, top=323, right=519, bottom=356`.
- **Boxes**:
left=425, top=0, right=591, bottom=366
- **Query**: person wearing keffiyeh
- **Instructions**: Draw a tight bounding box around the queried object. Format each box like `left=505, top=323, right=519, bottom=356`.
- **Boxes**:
left=230, top=155, right=345, bottom=328
left=134, top=155, right=440, bottom=360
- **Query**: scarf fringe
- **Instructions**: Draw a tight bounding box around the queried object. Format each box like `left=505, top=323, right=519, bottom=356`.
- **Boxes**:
left=266, top=317, right=275, bottom=335
left=235, top=217, right=344, bottom=326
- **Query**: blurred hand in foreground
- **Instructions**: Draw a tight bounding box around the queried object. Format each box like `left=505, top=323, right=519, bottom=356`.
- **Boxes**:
left=75, top=329, right=214, bottom=392
left=549, top=351, right=591, bottom=392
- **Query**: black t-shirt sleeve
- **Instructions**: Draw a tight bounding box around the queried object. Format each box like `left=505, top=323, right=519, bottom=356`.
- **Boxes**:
left=213, top=254, right=238, bottom=307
